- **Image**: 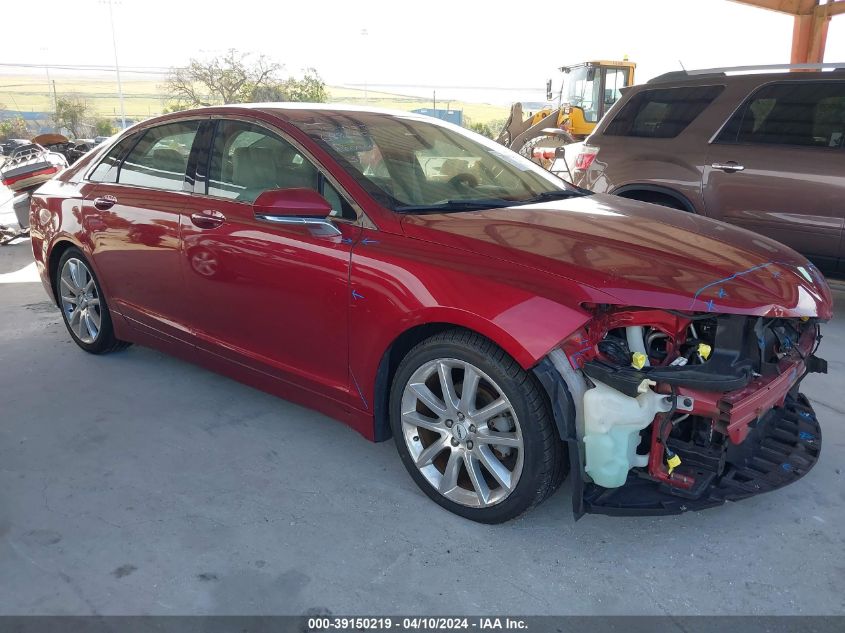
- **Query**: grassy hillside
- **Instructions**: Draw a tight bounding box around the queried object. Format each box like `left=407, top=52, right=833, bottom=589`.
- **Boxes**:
left=0, top=75, right=510, bottom=125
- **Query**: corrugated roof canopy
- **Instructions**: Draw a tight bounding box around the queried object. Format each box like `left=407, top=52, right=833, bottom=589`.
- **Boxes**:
left=730, top=0, right=845, bottom=16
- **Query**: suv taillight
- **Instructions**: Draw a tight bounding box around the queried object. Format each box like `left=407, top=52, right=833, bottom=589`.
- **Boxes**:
left=574, top=146, right=599, bottom=171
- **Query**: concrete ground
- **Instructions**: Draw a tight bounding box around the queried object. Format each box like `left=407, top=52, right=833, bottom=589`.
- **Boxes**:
left=0, top=235, right=843, bottom=616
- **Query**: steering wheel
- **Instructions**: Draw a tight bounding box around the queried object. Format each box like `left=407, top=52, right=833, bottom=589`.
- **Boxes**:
left=448, top=173, right=479, bottom=189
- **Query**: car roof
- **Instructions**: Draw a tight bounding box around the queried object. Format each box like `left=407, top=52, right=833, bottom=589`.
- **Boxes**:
left=645, top=69, right=845, bottom=87
left=157, top=102, right=440, bottom=123
left=114, top=103, right=457, bottom=140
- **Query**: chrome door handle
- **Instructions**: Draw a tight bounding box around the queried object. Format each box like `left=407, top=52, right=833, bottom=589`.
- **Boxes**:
left=93, top=195, right=117, bottom=210
left=190, top=209, right=226, bottom=229
left=711, top=162, right=745, bottom=173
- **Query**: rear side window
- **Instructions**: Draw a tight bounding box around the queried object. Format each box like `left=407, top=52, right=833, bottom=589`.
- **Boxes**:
left=604, top=85, right=725, bottom=138
left=118, top=121, right=200, bottom=191
left=716, top=81, right=845, bottom=148
left=88, top=134, right=140, bottom=183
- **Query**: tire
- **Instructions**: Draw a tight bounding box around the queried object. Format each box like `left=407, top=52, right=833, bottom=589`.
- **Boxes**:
left=389, top=329, right=567, bottom=523
left=55, top=247, right=130, bottom=354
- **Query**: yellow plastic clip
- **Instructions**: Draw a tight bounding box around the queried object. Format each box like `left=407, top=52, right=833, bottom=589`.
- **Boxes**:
left=697, top=343, right=712, bottom=361
left=666, top=453, right=682, bottom=475
left=631, top=352, right=647, bottom=369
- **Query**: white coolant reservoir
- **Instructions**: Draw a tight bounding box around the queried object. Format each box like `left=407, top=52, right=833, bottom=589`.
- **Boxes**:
left=583, top=380, right=671, bottom=488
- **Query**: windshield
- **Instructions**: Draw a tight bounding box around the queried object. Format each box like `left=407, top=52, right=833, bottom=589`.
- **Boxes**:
left=289, top=110, right=582, bottom=212
left=563, top=65, right=601, bottom=123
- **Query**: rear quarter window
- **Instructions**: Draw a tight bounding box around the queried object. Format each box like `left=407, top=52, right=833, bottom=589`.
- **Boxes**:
left=715, top=80, right=845, bottom=148
left=88, top=133, right=141, bottom=183
left=604, top=85, right=725, bottom=138
left=117, top=121, right=200, bottom=192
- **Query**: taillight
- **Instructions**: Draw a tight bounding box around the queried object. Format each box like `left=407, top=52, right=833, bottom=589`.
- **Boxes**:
left=574, top=146, right=599, bottom=171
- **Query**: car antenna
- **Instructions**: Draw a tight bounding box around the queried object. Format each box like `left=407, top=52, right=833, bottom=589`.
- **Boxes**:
left=679, top=60, right=687, bottom=73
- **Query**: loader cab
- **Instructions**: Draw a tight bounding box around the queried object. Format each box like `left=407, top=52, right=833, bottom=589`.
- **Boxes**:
left=559, top=60, right=636, bottom=139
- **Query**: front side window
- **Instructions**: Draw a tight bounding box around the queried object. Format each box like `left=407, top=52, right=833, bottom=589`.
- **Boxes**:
left=88, top=133, right=140, bottom=183
left=207, top=120, right=319, bottom=204
left=290, top=111, right=579, bottom=212
left=118, top=121, right=199, bottom=191
left=716, top=81, right=845, bottom=148
left=604, top=85, right=725, bottom=138
left=206, top=120, right=355, bottom=219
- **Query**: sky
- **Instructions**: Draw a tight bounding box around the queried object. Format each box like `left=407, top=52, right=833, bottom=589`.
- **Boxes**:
left=4, top=0, right=845, bottom=102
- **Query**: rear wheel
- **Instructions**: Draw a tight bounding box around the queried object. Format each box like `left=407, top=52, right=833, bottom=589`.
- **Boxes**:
left=56, top=247, right=129, bottom=354
left=389, top=330, right=566, bottom=523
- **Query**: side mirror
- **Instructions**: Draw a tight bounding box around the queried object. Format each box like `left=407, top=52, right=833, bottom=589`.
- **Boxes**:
left=252, top=188, right=340, bottom=236
left=253, top=188, right=333, bottom=219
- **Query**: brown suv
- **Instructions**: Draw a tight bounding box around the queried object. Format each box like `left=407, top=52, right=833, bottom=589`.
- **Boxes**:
left=572, top=67, right=845, bottom=275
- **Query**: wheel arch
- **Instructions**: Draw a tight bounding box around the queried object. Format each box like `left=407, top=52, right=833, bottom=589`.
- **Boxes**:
left=372, top=322, right=476, bottom=442
left=369, top=303, right=587, bottom=442
left=46, top=238, right=80, bottom=306
left=611, top=184, right=696, bottom=212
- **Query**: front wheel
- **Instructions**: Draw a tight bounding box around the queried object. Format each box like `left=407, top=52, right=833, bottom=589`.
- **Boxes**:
left=389, top=330, right=567, bottom=523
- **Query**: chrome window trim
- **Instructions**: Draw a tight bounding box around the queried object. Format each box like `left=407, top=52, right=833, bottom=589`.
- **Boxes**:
left=708, top=78, right=845, bottom=146
left=76, top=181, right=196, bottom=200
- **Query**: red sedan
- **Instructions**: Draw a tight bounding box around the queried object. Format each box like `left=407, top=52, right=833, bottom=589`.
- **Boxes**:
left=30, top=105, right=832, bottom=522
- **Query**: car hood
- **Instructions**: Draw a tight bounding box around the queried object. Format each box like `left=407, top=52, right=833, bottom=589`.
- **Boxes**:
left=400, top=194, right=833, bottom=319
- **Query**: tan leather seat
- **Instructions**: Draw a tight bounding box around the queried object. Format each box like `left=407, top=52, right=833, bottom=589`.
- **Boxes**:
left=233, top=147, right=278, bottom=189
left=231, top=144, right=319, bottom=200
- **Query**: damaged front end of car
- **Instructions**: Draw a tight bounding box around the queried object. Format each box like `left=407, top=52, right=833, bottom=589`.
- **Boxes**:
left=534, top=306, right=828, bottom=517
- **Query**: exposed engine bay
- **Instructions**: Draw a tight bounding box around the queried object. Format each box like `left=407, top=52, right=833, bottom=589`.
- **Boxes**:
left=548, top=306, right=828, bottom=516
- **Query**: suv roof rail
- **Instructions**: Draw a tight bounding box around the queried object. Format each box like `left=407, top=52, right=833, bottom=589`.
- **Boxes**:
left=648, top=62, right=845, bottom=84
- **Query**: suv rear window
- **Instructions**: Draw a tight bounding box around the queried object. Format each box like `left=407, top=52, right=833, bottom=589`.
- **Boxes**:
left=716, top=80, right=845, bottom=148
left=604, top=85, right=725, bottom=138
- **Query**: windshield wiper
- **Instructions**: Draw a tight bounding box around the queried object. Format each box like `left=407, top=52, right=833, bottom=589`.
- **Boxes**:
left=395, top=198, right=512, bottom=213
left=519, top=190, right=588, bottom=203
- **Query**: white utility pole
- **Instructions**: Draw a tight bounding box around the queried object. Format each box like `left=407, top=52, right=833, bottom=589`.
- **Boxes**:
left=40, top=47, right=59, bottom=129
left=360, top=28, right=369, bottom=104
left=105, top=0, right=127, bottom=129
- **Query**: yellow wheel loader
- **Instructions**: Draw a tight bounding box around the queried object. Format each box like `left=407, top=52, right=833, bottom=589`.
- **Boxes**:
left=497, top=60, right=636, bottom=169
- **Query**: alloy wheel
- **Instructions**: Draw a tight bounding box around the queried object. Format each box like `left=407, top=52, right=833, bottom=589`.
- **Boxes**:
left=400, top=358, right=524, bottom=508
left=59, top=258, right=102, bottom=344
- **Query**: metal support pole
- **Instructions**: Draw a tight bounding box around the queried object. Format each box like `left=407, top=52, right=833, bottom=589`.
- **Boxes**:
left=789, top=1, right=831, bottom=64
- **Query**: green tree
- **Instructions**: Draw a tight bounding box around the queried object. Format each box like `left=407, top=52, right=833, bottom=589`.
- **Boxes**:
left=0, top=102, right=30, bottom=141
left=162, top=103, right=188, bottom=114
left=94, top=118, right=115, bottom=136
left=55, top=96, right=91, bottom=138
left=165, top=49, right=282, bottom=106
left=0, top=116, right=30, bottom=141
left=249, top=69, right=327, bottom=103
left=464, top=117, right=506, bottom=140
